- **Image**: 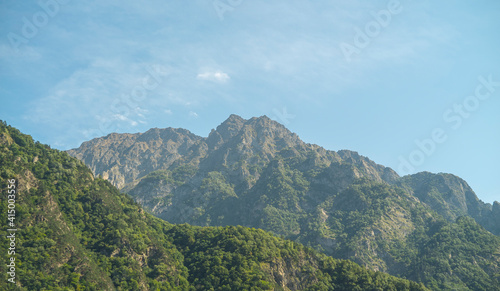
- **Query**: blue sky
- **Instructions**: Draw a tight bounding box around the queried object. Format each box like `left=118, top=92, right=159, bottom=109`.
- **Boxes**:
left=1, top=0, right=499, bottom=204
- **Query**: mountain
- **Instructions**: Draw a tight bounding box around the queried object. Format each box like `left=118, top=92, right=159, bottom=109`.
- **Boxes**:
left=398, top=171, right=500, bottom=235
left=67, top=115, right=500, bottom=290
left=0, top=121, right=431, bottom=290
left=67, top=115, right=399, bottom=189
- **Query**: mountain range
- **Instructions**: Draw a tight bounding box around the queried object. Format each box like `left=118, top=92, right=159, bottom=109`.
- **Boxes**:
left=66, top=115, right=500, bottom=290
left=0, top=120, right=430, bottom=290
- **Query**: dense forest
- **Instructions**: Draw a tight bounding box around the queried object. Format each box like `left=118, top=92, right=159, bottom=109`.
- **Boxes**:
left=0, top=121, right=430, bottom=290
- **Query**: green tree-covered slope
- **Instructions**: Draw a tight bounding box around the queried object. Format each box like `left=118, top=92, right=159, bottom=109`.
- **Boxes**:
left=0, top=121, right=429, bottom=290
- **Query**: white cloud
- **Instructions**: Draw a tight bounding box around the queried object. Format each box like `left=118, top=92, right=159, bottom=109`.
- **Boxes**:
left=196, top=70, right=230, bottom=83
left=111, top=114, right=138, bottom=126
left=23, top=59, right=160, bottom=147
left=113, top=114, right=128, bottom=121
left=188, top=111, right=199, bottom=118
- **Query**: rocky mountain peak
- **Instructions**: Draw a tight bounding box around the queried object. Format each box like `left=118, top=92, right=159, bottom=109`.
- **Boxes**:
left=138, top=127, right=200, bottom=143
left=207, top=115, right=302, bottom=151
left=207, top=114, right=246, bottom=148
left=201, top=115, right=306, bottom=174
left=245, top=115, right=295, bottom=137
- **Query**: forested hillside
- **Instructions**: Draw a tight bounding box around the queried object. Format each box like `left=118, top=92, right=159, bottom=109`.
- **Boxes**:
left=0, top=121, right=429, bottom=290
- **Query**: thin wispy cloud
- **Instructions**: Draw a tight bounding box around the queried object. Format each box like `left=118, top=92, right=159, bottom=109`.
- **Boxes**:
left=189, top=111, right=199, bottom=118
left=197, top=71, right=230, bottom=83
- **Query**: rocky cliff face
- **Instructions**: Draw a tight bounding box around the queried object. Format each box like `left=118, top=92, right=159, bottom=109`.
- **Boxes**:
left=68, top=115, right=396, bottom=189
left=67, top=127, right=205, bottom=189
